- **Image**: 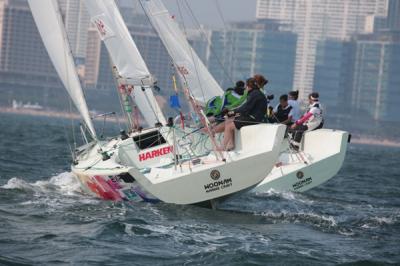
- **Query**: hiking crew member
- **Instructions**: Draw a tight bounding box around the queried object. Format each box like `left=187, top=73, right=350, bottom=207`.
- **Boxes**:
left=254, top=74, right=274, bottom=104
left=270, top=94, right=293, bottom=125
left=290, top=92, right=324, bottom=149
left=212, top=78, right=268, bottom=150
left=254, top=74, right=268, bottom=92
left=205, top=80, right=247, bottom=118
left=288, top=90, right=301, bottom=122
left=224, top=80, right=247, bottom=111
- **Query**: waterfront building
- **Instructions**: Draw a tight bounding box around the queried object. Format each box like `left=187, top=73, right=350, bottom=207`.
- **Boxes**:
left=59, top=0, right=90, bottom=61
left=352, top=32, right=400, bottom=122
left=0, top=0, right=60, bottom=91
left=208, top=20, right=297, bottom=97
left=387, top=0, right=400, bottom=30
left=256, top=0, right=388, bottom=99
left=313, top=39, right=355, bottom=117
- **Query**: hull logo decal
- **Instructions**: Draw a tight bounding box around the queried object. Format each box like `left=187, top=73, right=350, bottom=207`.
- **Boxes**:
left=210, top=170, right=221, bottom=180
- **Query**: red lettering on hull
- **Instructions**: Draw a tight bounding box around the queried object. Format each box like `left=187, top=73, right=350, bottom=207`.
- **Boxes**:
left=139, top=146, right=173, bottom=161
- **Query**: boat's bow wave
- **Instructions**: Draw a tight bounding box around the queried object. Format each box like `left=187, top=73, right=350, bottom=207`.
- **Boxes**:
left=2, top=172, right=87, bottom=198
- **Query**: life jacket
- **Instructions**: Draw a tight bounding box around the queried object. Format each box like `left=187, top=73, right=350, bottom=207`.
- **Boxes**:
left=224, top=89, right=248, bottom=111
left=305, top=102, right=324, bottom=131
left=275, top=104, right=293, bottom=122
left=205, top=96, right=223, bottom=117
left=205, top=89, right=247, bottom=117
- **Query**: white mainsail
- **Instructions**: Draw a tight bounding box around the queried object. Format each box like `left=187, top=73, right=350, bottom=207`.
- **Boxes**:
left=140, top=0, right=223, bottom=105
left=84, top=0, right=166, bottom=126
left=28, top=0, right=96, bottom=138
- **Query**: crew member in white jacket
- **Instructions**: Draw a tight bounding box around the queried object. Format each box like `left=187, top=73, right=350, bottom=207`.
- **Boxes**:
left=289, top=92, right=324, bottom=149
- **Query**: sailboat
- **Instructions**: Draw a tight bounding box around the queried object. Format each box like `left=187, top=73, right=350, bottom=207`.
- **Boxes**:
left=27, top=0, right=286, bottom=206
left=139, top=0, right=350, bottom=194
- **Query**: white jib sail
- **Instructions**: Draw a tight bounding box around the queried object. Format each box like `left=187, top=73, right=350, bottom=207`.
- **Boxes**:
left=28, top=0, right=96, bottom=138
left=84, top=0, right=166, bottom=126
left=140, top=0, right=223, bottom=105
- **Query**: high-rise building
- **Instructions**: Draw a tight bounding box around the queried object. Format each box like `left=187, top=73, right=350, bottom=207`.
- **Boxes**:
left=59, top=0, right=90, bottom=61
left=352, top=31, right=400, bottom=122
left=84, top=26, right=101, bottom=89
left=0, top=0, right=59, bottom=89
left=208, top=20, right=297, bottom=97
left=256, top=0, right=388, bottom=99
left=313, top=39, right=355, bottom=116
left=314, top=31, right=400, bottom=124
left=387, top=0, right=400, bottom=30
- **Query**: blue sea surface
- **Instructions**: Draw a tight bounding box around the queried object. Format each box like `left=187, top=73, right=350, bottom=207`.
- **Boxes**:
left=0, top=113, right=399, bottom=265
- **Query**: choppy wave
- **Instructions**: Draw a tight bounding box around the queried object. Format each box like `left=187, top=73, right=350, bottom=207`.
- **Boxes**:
left=2, top=172, right=83, bottom=195
left=1, top=113, right=400, bottom=265
left=0, top=172, right=101, bottom=211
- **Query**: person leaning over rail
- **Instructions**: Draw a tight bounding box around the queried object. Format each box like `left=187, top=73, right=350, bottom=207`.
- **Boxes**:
left=269, top=94, right=294, bottom=125
left=289, top=92, right=324, bottom=150
left=211, top=78, right=269, bottom=151
left=288, top=90, right=301, bottom=122
left=205, top=80, right=247, bottom=120
left=254, top=74, right=274, bottom=104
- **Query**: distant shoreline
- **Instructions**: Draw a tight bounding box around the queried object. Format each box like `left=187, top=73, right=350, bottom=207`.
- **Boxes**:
left=0, top=107, right=82, bottom=120
left=0, top=106, right=124, bottom=123
left=1, top=107, right=400, bottom=148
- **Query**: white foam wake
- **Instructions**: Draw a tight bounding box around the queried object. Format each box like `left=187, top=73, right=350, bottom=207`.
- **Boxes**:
left=255, top=188, right=315, bottom=205
left=2, top=172, right=84, bottom=196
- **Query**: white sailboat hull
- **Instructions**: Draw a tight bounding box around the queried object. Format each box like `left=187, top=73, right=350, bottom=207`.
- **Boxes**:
left=71, top=124, right=286, bottom=205
left=252, top=129, right=349, bottom=193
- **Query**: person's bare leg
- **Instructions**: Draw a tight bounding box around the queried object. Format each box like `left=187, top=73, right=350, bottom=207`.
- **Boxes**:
left=223, top=121, right=236, bottom=150
left=212, top=121, right=225, bottom=133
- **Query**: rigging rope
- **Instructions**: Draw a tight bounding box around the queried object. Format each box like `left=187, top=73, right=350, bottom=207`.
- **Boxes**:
left=176, top=0, right=207, bottom=104
left=215, top=0, right=228, bottom=29
left=182, top=0, right=234, bottom=85
left=57, top=1, right=78, bottom=157
left=111, top=65, right=131, bottom=132
left=68, top=98, right=77, bottom=150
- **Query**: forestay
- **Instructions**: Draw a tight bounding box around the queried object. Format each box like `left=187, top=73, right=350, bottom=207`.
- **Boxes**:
left=140, top=0, right=223, bottom=105
left=28, top=0, right=96, bottom=138
left=84, top=0, right=166, bottom=126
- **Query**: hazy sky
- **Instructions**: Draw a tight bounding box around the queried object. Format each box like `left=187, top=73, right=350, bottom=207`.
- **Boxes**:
left=120, top=0, right=257, bottom=28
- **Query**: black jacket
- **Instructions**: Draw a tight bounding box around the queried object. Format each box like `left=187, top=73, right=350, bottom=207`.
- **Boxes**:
left=235, top=89, right=268, bottom=122
left=275, top=104, right=293, bottom=122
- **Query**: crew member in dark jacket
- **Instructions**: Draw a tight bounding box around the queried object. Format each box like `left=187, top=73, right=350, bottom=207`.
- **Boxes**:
left=212, top=77, right=268, bottom=150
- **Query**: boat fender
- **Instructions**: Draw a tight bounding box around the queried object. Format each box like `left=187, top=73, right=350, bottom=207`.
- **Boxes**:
left=348, top=134, right=352, bottom=143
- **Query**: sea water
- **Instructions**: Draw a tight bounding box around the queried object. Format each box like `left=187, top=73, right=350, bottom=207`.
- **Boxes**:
left=0, top=113, right=399, bottom=265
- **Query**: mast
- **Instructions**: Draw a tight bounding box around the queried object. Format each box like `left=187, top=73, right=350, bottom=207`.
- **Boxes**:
left=84, top=0, right=166, bottom=128
left=28, top=0, right=96, bottom=138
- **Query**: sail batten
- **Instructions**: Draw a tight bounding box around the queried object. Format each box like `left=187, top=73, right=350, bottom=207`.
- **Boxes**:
left=141, top=0, right=224, bottom=105
left=28, top=0, right=96, bottom=138
left=84, top=0, right=166, bottom=126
